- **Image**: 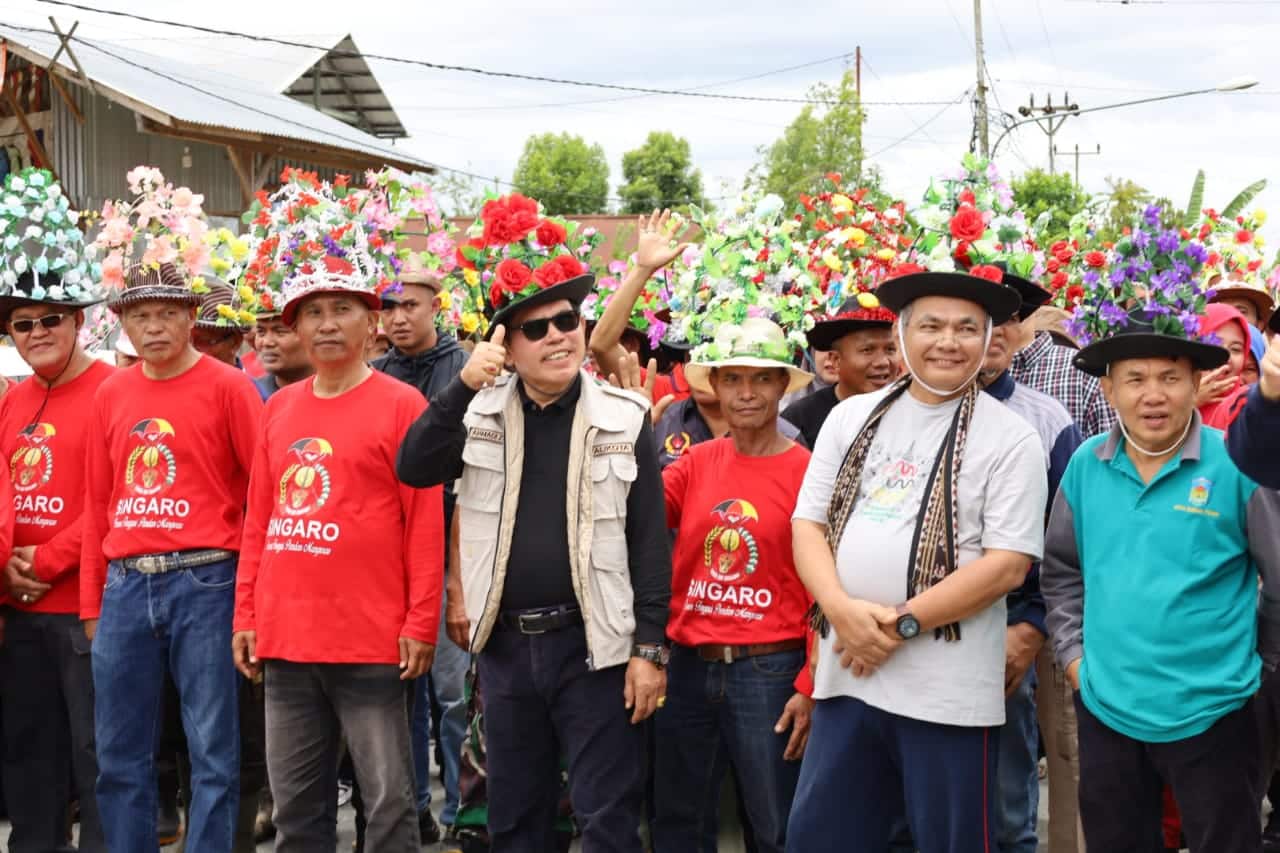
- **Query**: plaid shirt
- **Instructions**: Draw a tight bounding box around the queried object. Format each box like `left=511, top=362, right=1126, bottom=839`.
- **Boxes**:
left=1010, top=331, right=1117, bottom=438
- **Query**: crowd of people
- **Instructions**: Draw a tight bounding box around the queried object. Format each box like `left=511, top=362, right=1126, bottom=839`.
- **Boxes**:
left=0, top=150, right=1277, bottom=853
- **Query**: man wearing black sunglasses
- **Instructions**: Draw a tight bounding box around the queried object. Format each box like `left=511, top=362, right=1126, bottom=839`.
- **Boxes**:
left=397, top=269, right=672, bottom=853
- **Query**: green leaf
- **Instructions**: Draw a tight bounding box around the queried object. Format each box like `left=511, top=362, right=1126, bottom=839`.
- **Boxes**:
left=1182, top=169, right=1205, bottom=227
left=1222, top=179, right=1267, bottom=219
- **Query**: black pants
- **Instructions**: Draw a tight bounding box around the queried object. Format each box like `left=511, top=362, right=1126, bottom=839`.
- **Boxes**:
left=1075, top=692, right=1262, bottom=853
left=0, top=609, right=106, bottom=853
left=478, top=623, right=644, bottom=853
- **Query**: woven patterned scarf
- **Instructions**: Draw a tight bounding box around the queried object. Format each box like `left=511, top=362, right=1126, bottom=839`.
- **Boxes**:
left=810, top=376, right=979, bottom=642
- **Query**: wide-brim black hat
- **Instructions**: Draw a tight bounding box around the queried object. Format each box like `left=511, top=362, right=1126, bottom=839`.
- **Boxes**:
left=487, top=273, right=594, bottom=339
left=1003, top=272, right=1053, bottom=321
left=0, top=271, right=104, bottom=325
left=1074, top=328, right=1229, bottom=378
left=806, top=297, right=896, bottom=351
left=106, top=263, right=200, bottom=314
left=877, top=271, right=1022, bottom=325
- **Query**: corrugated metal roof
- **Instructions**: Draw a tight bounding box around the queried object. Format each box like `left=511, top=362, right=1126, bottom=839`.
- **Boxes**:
left=0, top=24, right=433, bottom=171
left=282, top=36, right=408, bottom=140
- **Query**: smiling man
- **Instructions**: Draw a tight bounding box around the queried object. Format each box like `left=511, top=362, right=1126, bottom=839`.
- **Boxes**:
left=396, top=197, right=671, bottom=852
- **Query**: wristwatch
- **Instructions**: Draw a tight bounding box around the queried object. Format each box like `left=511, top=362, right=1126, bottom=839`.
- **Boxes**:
left=894, top=604, right=921, bottom=640
left=632, top=643, right=670, bottom=668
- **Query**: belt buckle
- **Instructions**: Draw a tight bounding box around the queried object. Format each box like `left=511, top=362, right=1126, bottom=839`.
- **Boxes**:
left=722, top=646, right=734, bottom=665
left=518, top=613, right=547, bottom=635
left=136, top=556, right=160, bottom=574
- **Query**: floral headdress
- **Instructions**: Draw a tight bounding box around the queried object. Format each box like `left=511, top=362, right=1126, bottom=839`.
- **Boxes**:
left=897, top=153, right=1043, bottom=287
left=582, top=259, right=675, bottom=351
left=456, top=192, right=603, bottom=327
left=363, top=167, right=456, bottom=295
left=666, top=191, right=823, bottom=362
left=1040, top=210, right=1111, bottom=311
left=241, top=167, right=385, bottom=322
left=0, top=167, right=103, bottom=310
left=1068, top=204, right=1215, bottom=346
left=1193, top=207, right=1274, bottom=323
left=795, top=173, right=910, bottom=315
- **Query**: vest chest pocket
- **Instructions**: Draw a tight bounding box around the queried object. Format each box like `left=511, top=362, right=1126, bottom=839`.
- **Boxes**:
left=458, top=440, right=505, bottom=513
left=590, top=452, right=637, bottom=523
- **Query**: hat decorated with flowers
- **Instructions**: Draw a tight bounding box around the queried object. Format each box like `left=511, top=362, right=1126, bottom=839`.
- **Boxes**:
left=0, top=168, right=104, bottom=322
left=241, top=167, right=386, bottom=325
left=685, top=316, right=813, bottom=395
left=361, top=168, right=458, bottom=302
left=664, top=191, right=823, bottom=361
left=581, top=259, right=675, bottom=356
left=1041, top=210, right=1110, bottom=312
left=1195, top=207, right=1274, bottom=323
left=878, top=154, right=1036, bottom=324
left=455, top=192, right=603, bottom=336
left=194, top=277, right=255, bottom=331
left=1070, top=204, right=1228, bottom=377
left=794, top=175, right=911, bottom=349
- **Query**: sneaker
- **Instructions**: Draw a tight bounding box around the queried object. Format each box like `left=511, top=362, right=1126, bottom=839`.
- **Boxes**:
left=157, top=800, right=181, bottom=847
left=419, top=809, right=442, bottom=844
left=337, top=780, right=353, bottom=808
left=253, top=799, right=276, bottom=845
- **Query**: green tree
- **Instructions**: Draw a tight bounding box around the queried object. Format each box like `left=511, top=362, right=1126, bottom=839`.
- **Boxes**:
left=512, top=132, right=610, bottom=215
left=617, top=131, right=705, bottom=214
left=747, top=69, right=866, bottom=199
left=1010, top=168, right=1089, bottom=243
left=1097, top=176, right=1152, bottom=242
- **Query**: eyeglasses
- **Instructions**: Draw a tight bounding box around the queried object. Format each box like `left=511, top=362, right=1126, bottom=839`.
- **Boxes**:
left=10, top=314, right=69, bottom=334
left=515, top=309, right=580, bottom=342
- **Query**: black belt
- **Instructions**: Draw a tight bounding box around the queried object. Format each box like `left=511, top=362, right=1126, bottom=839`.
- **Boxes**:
left=121, top=549, right=236, bottom=575
left=497, top=605, right=583, bottom=635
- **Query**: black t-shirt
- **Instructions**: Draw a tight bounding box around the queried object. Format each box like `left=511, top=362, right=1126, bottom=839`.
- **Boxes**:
left=781, top=385, right=840, bottom=449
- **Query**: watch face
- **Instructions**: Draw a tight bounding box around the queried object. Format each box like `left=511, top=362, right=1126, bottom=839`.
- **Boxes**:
left=897, top=614, right=921, bottom=639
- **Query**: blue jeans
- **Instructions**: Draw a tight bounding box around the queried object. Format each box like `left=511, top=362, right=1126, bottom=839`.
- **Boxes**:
left=91, top=558, right=240, bottom=852
left=652, top=644, right=804, bottom=853
left=412, top=608, right=468, bottom=824
left=997, top=666, right=1040, bottom=853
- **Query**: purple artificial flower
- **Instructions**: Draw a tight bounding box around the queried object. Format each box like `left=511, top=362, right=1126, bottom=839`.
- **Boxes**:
left=1109, top=266, right=1129, bottom=286
left=1171, top=261, right=1192, bottom=283
left=1185, top=242, right=1208, bottom=264
left=1132, top=229, right=1151, bottom=250
left=1146, top=301, right=1173, bottom=316
left=1178, top=311, right=1202, bottom=338
left=1100, top=301, right=1130, bottom=327
left=1082, top=270, right=1101, bottom=288
left=1156, top=231, right=1180, bottom=254
left=1142, top=205, right=1162, bottom=227
left=1201, top=330, right=1222, bottom=346
left=1066, top=310, right=1089, bottom=343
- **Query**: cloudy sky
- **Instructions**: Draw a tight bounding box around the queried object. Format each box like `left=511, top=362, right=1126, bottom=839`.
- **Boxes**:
left=5, top=0, right=1279, bottom=238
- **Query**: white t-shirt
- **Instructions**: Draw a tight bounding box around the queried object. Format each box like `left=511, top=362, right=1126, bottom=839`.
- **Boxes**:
left=794, top=385, right=1047, bottom=727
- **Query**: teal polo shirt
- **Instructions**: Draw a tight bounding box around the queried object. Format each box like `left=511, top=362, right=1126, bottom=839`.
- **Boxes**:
left=1042, top=415, right=1280, bottom=743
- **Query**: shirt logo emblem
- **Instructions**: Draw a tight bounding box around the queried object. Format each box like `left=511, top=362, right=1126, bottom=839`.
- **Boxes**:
left=663, top=431, right=691, bottom=458
left=125, top=418, right=178, bottom=496
left=279, top=437, right=334, bottom=517
left=1188, top=477, right=1212, bottom=508
left=704, top=499, right=760, bottom=583
left=10, top=422, right=55, bottom=493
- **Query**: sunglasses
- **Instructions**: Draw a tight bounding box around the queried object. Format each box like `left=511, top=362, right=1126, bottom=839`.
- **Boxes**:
left=10, top=314, right=69, bottom=334
left=515, top=309, right=580, bottom=342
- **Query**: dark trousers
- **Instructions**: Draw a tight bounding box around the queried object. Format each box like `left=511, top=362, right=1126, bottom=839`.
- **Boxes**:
left=264, top=661, right=418, bottom=853
left=786, top=696, right=997, bottom=853
left=0, top=609, right=106, bottom=853
left=478, top=623, right=645, bottom=853
left=1075, top=692, right=1262, bottom=853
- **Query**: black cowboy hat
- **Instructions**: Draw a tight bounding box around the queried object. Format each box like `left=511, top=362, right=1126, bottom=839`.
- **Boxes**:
left=1073, top=315, right=1229, bottom=378
left=1001, top=271, right=1053, bottom=322
left=487, top=273, right=594, bottom=339
left=805, top=297, right=897, bottom=351
left=876, top=270, right=1022, bottom=325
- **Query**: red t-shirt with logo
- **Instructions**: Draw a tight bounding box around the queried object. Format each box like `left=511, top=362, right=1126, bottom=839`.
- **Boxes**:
left=80, top=356, right=262, bottom=619
left=662, top=438, right=812, bottom=648
left=0, top=360, right=113, bottom=614
left=234, top=371, right=444, bottom=664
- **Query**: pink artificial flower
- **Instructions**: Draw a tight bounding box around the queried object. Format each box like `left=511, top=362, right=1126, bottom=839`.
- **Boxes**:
left=169, top=186, right=204, bottom=218
left=101, top=252, right=124, bottom=289
left=142, top=235, right=177, bottom=266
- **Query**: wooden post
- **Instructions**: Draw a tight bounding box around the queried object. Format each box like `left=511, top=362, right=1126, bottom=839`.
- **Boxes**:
left=2, top=83, right=59, bottom=185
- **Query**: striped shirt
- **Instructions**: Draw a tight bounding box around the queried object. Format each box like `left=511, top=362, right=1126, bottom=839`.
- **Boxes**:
left=1010, top=331, right=1117, bottom=438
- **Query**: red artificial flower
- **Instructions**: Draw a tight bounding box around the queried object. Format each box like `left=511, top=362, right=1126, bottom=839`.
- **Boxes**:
left=970, top=265, right=1004, bottom=283
left=533, top=255, right=585, bottom=288
left=953, top=241, right=972, bottom=265
left=1051, top=271, right=1068, bottom=290
left=889, top=262, right=926, bottom=278
left=825, top=172, right=842, bottom=184
left=958, top=188, right=977, bottom=207
left=1198, top=224, right=1213, bottom=241
left=1249, top=259, right=1264, bottom=272
left=949, top=206, right=986, bottom=243
left=489, top=280, right=505, bottom=309
left=752, top=271, right=766, bottom=284
left=534, top=219, right=567, bottom=247
left=1236, top=229, right=1253, bottom=244
left=481, top=194, right=541, bottom=246
left=756, top=247, right=770, bottom=263
left=799, top=194, right=814, bottom=212
left=1207, top=252, right=1222, bottom=267
left=334, top=174, right=351, bottom=189
left=1066, top=285, right=1085, bottom=304
left=455, top=237, right=485, bottom=271
left=495, top=259, right=534, bottom=293
left=1046, top=258, right=1062, bottom=274
left=1084, top=251, right=1107, bottom=269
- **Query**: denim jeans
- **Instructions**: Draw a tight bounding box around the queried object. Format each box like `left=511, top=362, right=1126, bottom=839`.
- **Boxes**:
left=91, top=557, right=240, bottom=853
left=412, top=603, right=468, bottom=824
left=651, top=644, right=804, bottom=853
left=1, top=609, right=106, bottom=853
left=997, top=666, right=1040, bottom=853
left=265, top=661, right=418, bottom=853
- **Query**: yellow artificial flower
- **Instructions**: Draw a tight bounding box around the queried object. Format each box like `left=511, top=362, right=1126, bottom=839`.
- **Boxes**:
left=875, top=248, right=897, bottom=262
left=216, top=303, right=236, bottom=319
left=1256, top=210, right=1268, bottom=226
left=830, top=194, right=853, bottom=213
left=229, top=239, right=250, bottom=262
left=190, top=276, right=208, bottom=294
left=438, top=290, right=453, bottom=310
left=822, top=251, right=843, bottom=272
left=218, top=228, right=235, bottom=242
left=238, top=310, right=256, bottom=326
left=461, top=313, right=480, bottom=335
left=839, top=227, right=867, bottom=247
left=856, top=291, right=880, bottom=309
left=238, top=285, right=255, bottom=304
left=210, top=257, right=230, bottom=274
left=463, top=268, right=479, bottom=287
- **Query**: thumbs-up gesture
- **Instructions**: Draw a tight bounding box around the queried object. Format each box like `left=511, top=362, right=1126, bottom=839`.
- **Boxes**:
left=1261, top=333, right=1280, bottom=403
left=461, top=324, right=508, bottom=391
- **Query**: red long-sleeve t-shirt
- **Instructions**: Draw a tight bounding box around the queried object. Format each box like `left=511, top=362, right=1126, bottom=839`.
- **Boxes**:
left=0, top=360, right=113, bottom=614
left=234, top=371, right=443, bottom=664
left=80, top=356, right=262, bottom=619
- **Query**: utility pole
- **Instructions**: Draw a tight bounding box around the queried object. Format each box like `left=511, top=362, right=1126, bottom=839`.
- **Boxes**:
left=855, top=45, right=861, bottom=100
left=1017, top=92, right=1080, bottom=173
left=1053, top=142, right=1102, bottom=185
left=973, top=0, right=990, bottom=156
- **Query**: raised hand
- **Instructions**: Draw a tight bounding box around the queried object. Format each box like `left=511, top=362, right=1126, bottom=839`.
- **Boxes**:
left=634, top=209, right=694, bottom=272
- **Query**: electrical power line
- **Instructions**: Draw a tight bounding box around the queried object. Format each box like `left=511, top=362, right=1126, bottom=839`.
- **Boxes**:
left=30, top=0, right=959, bottom=107
left=866, top=93, right=971, bottom=159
